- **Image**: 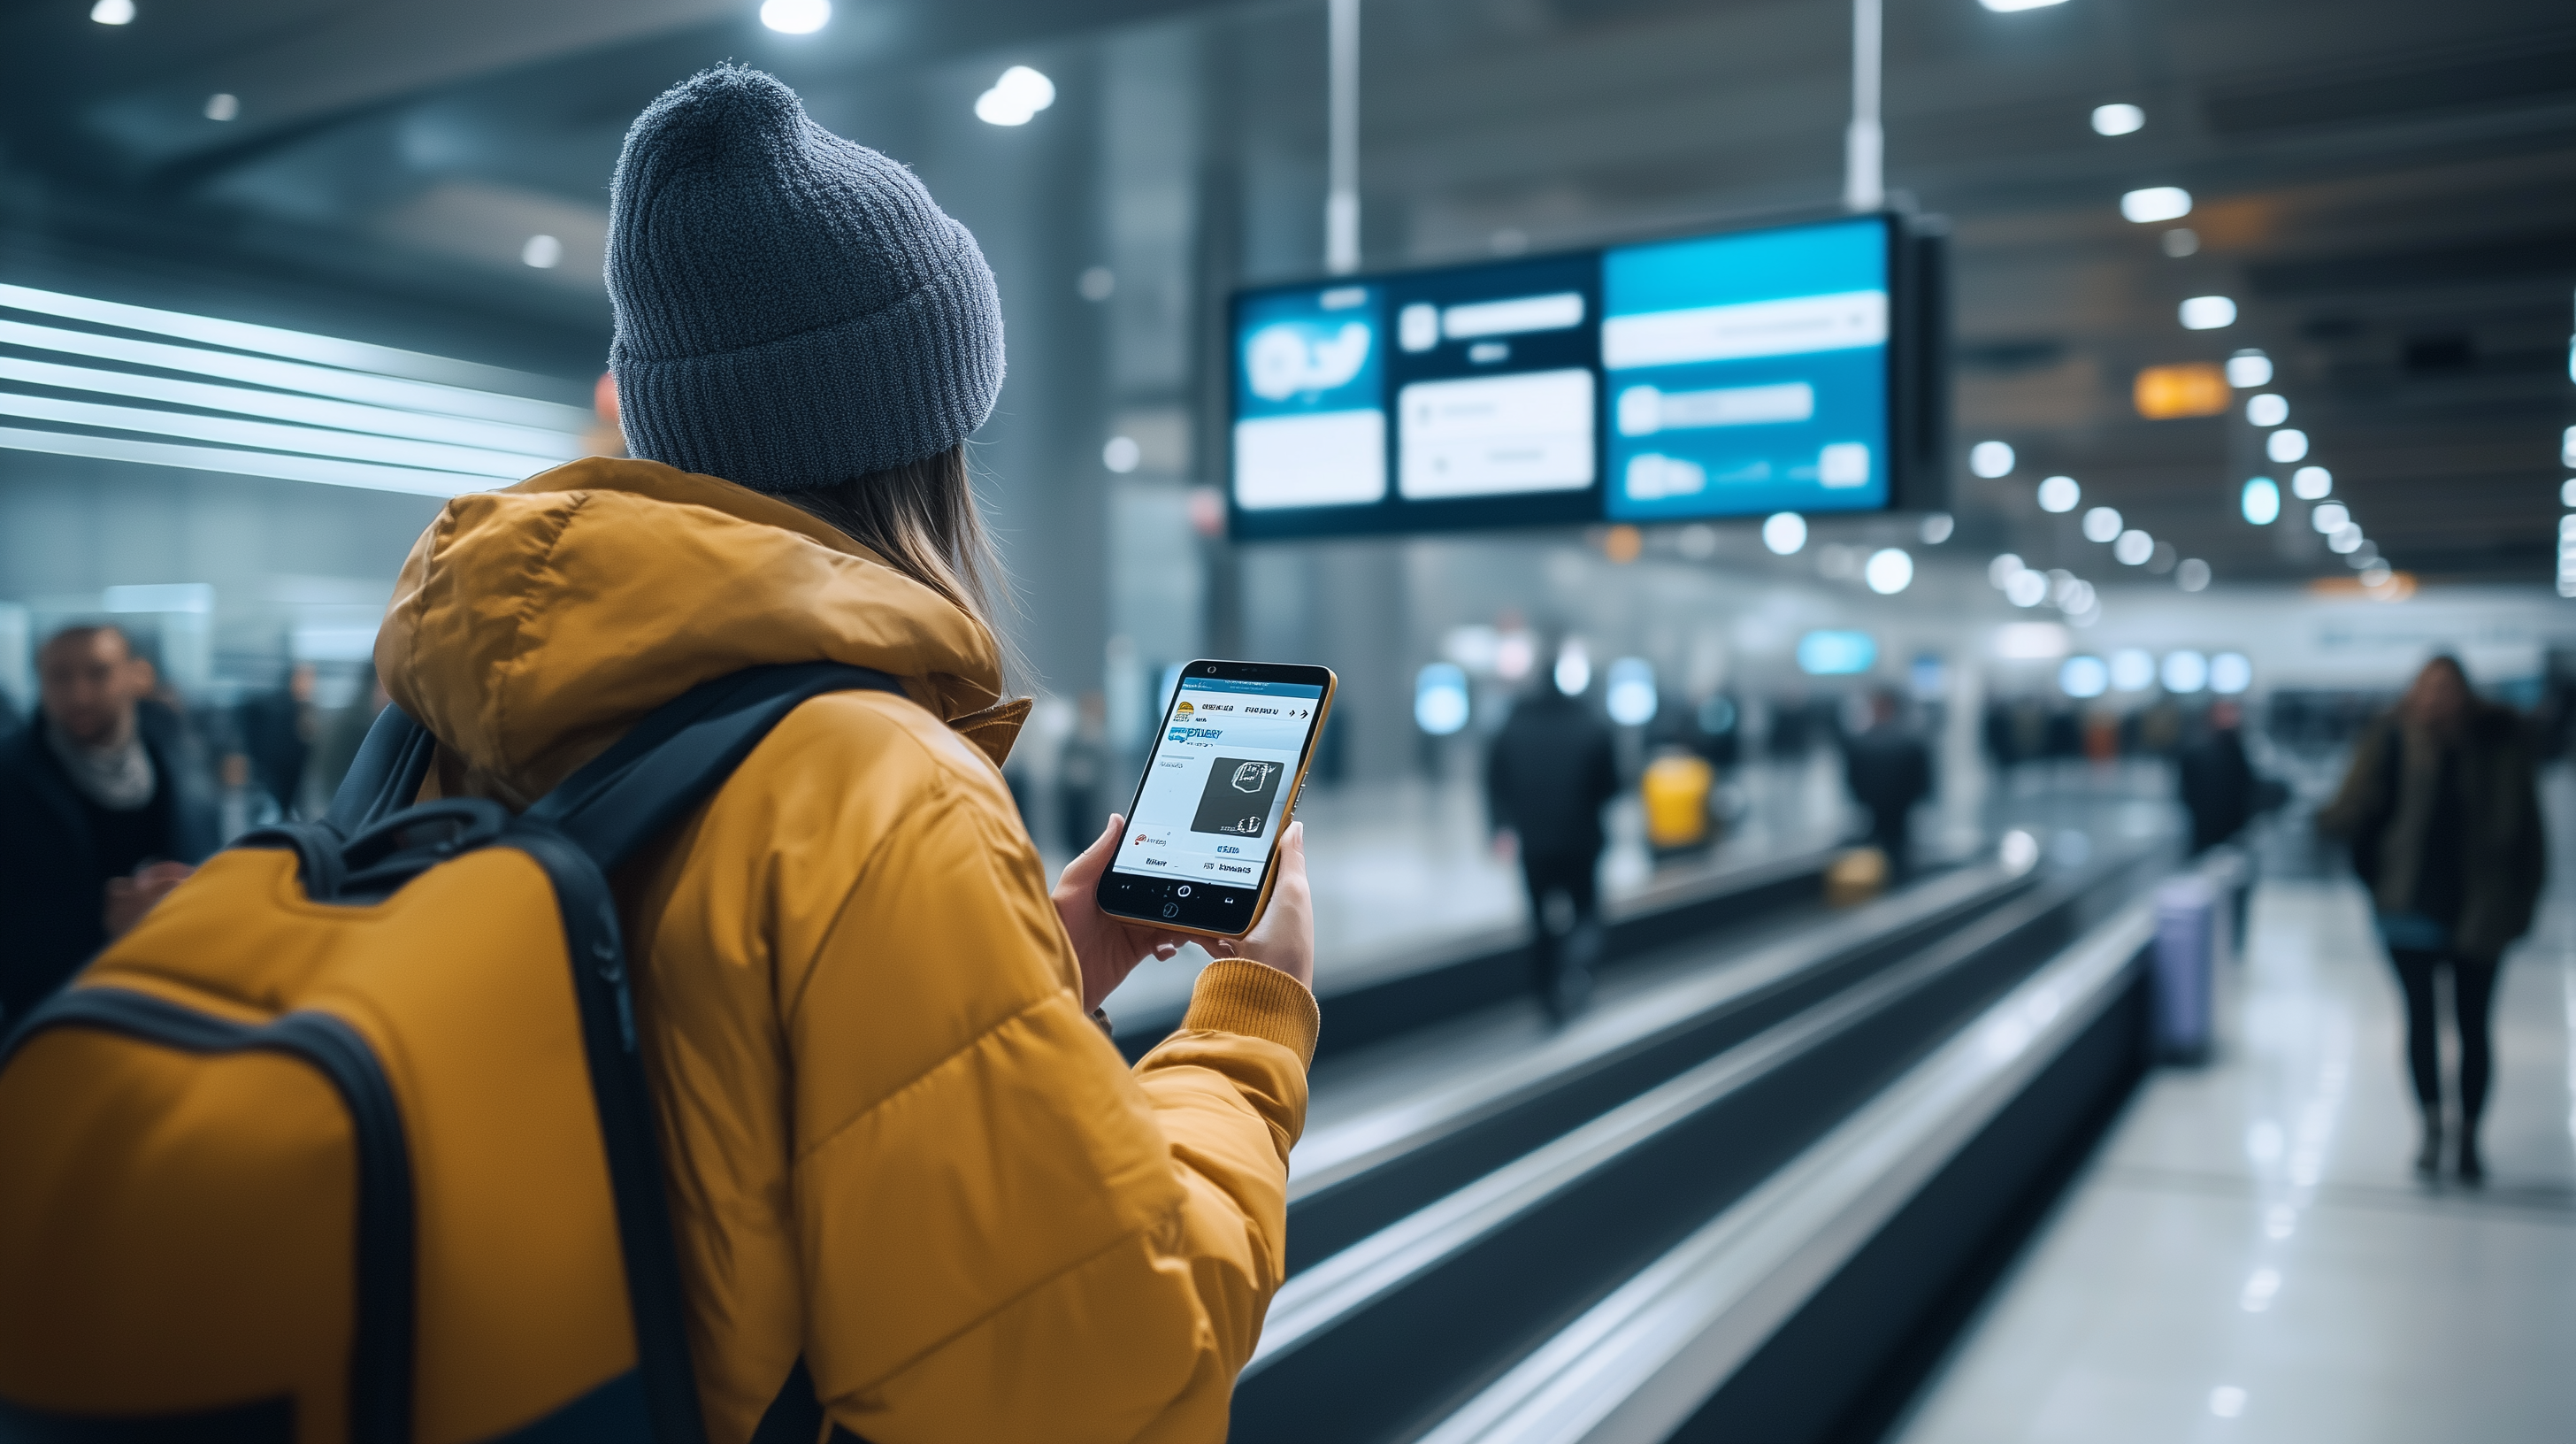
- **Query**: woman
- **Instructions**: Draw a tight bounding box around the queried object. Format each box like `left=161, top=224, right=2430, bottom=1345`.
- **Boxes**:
left=2318, top=657, right=2542, bottom=1181
left=377, top=67, right=1319, bottom=1441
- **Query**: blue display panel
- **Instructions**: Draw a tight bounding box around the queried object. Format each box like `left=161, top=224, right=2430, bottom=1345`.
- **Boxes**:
left=1226, top=211, right=1936, bottom=540
left=1601, top=219, right=1889, bottom=521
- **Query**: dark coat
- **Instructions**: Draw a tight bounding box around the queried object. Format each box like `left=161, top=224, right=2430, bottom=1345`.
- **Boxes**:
left=1487, top=690, right=1620, bottom=861
left=2316, top=706, right=2543, bottom=960
left=0, top=711, right=219, bottom=1024
left=2177, top=727, right=2257, bottom=853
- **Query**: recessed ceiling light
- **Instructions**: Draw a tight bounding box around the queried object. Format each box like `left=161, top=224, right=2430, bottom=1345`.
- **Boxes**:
left=2037, top=474, right=2080, bottom=512
left=1969, top=439, right=2015, bottom=478
left=90, top=0, right=134, bottom=24
left=2227, top=349, right=2273, bottom=388
left=2121, top=187, right=2193, bottom=224
left=2266, top=427, right=2308, bottom=463
left=2091, top=104, right=2144, bottom=136
left=2246, top=393, right=2288, bottom=427
left=758, top=0, right=831, bottom=35
left=2180, top=296, right=2237, bottom=330
left=2292, top=466, right=2332, bottom=500
left=2082, top=505, right=2123, bottom=542
left=203, top=93, right=239, bottom=122
left=975, top=65, right=1056, bottom=127
left=520, top=234, right=563, bottom=270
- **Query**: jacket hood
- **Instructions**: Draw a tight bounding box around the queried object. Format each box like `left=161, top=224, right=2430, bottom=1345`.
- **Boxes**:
left=377, top=457, right=1024, bottom=807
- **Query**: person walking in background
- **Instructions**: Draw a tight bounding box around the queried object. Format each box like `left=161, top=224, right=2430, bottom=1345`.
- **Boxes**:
left=2317, top=656, right=2544, bottom=1182
left=236, top=661, right=317, bottom=818
left=1487, top=653, right=1620, bottom=1020
left=1057, top=689, right=1112, bottom=856
left=2177, top=699, right=2259, bottom=854
left=0, top=624, right=218, bottom=1025
left=1841, top=689, right=1933, bottom=872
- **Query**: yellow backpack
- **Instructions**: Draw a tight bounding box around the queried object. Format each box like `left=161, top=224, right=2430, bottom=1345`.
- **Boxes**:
left=0, top=664, right=900, bottom=1444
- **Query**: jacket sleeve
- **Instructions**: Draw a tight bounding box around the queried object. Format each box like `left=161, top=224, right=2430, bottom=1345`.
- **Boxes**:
left=2313, top=720, right=2388, bottom=839
left=782, top=763, right=1317, bottom=1444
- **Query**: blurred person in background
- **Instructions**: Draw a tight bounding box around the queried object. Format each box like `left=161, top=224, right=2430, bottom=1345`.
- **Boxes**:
left=2317, top=656, right=2543, bottom=1182
left=298, top=663, right=392, bottom=816
left=236, top=661, right=317, bottom=818
left=0, top=624, right=218, bottom=1024
left=2177, top=700, right=2258, bottom=854
left=1487, top=650, right=1620, bottom=1020
left=1841, top=689, right=1932, bottom=872
left=1057, top=689, right=1111, bottom=856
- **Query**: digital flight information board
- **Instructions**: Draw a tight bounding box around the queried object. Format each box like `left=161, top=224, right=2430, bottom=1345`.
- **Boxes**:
left=1227, top=211, right=1949, bottom=541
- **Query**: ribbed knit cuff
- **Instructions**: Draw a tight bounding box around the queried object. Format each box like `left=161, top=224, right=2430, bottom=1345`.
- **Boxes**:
left=1181, top=960, right=1321, bottom=1069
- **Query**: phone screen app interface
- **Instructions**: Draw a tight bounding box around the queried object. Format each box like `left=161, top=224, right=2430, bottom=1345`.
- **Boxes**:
left=1116, top=678, right=1325, bottom=888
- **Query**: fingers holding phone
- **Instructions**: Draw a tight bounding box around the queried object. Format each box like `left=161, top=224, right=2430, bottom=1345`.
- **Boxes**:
left=1213, top=820, right=1313, bottom=989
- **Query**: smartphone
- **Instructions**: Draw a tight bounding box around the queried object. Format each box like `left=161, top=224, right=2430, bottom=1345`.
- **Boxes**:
left=1093, top=659, right=1337, bottom=939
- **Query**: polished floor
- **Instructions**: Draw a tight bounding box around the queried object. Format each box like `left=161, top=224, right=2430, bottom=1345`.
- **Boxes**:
left=1891, top=852, right=2576, bottom=1441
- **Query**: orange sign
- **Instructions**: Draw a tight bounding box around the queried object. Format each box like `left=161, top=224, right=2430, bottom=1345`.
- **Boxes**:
left=2134, top=362, right=2231, bottom=420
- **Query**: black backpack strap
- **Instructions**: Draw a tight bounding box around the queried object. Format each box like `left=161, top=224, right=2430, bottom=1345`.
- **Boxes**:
left=325, top=704, right=440, bottom=836
left=525, top=662, right=908, bottom=872
left=515, top=662, right=908, bottom=1444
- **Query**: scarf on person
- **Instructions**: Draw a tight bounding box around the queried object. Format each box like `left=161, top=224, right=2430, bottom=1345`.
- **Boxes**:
left=45, top=717, right=156, bottom=811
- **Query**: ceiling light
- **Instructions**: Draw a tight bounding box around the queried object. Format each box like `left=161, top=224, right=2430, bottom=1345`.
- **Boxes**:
left=1969, top=439, right=2015, bottom=478
left=2563, top=425, right=2574, bottom=469
left=2091, top=104, right=2144, bottom=136
left=2210, top=650, right=2250, bottom=690
left=2059, top=656, right=2109, bottom=699
left=2242, top=477, right=2280, bottom=525
left=2150, top=541, right=2178, bottom=572
left=2037, top=474, right=2080, bottom=512
left=2160, top=228, right=2200, bottom=257
left=1762, top=511, right=1807, bottom=555
left=520, top=234, right=563, bottom=269
left=2163, top=650, right=2209, bottom=693
left=2227, top=349, right=2273, bottom=388
left=203, top=93, right=239, bottom=122
left=758, top=0, right=831, bottom=34
left=975, top=65, right=1056, bottom=127
left=1102, top=434, right=1141, bottom=472
left=2180, top=296, right=2236, bottom=330
left=2005, top=570, right=2050, bottom=607
left=2114, top=529, right=2154, bottom=565
left=2110, top=649, right=2156, bottom=692
left=2082, top=505, right=2123, bottom=542
left=2292, top=465, right=2332, bottom=500
left=2121, top=187, right=2193, bottom=224
left=2329, top=526, right=2365, bottom=554
left=2311, top=501, right=2349, bottom=534
left=2266, top=427, right=2308, bottom=462
left=2179, top=558, right=2213, bottom=592
left=1920, top=512, right=1954, bottom=544
left=1865, top=548, right=1914, bottom=595
left=1980, top=0, right=2069, bottom=9
left=1989, top=553, right=2025, bottom=588
left=89, top=0, right=134, bottom=23
left=2245, top=393, right=2288, bottom=427
left=2363, top=562, right=2395, bottom=588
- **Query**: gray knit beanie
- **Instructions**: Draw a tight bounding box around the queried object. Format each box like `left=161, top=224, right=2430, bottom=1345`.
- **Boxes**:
left=606, top=65, right=1004, bottom=492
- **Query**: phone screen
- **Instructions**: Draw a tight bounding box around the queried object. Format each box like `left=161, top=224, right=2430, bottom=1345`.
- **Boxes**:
left=1102, top=671, right=1327, bottom=935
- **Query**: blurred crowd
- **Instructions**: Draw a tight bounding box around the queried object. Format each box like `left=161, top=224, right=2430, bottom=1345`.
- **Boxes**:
left=0, top=622, right=388, bottom=1024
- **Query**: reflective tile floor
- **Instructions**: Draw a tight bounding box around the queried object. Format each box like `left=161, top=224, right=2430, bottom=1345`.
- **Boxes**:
left=1892, top=868, right=2576, bottom=1443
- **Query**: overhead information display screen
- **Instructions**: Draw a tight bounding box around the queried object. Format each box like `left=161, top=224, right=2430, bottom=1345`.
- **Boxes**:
left=1228, top=211, right=1944, bottom=540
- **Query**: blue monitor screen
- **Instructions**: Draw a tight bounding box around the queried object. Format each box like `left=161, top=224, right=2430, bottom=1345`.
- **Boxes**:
left=1227, top=212, right=1924, bottom=540
left=1601, top=219, right=1889, bottom=521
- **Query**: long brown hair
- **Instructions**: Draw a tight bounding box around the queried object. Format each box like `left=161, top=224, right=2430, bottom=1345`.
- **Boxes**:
left=778, top=443, right=1013, bottom=648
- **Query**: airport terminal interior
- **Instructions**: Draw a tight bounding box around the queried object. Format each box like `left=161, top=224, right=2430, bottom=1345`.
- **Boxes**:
left=1, top=0, right=2572, bottom=1440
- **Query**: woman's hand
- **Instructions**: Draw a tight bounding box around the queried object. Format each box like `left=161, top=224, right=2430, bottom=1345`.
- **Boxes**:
left=1054, top=814, right=1191, bottom=1013
left=1212, top=820, right=1315, bottom=990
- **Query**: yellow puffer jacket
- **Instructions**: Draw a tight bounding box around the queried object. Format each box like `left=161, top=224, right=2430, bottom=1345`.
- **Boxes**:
left=376, top=457, right=1318, bottom=1444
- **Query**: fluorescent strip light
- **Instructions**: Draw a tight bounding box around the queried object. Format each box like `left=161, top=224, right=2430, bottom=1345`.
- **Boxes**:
left=0, top=282, right=561, bottom=395
left=0, top=355, right=578, bottom=460
left=0, top=393, right=546, bottom=478
left=0, top=426, right=490, bottom=498
left=0, top=319, right=591, bottom=431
